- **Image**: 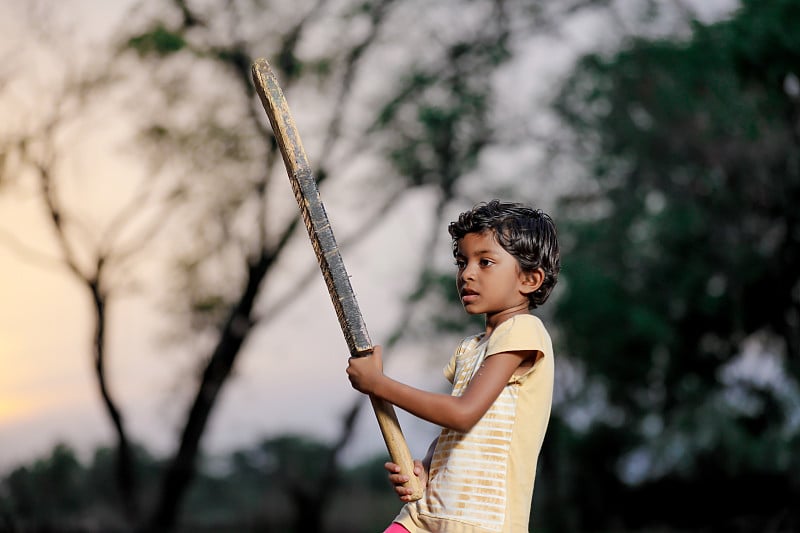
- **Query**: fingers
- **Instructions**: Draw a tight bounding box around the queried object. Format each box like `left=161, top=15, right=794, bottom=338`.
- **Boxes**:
left=385, top=461, right=411, bottom=498
left=397, top=489, right=417, bottom=502
left=392, top=479, right=417, bottom=502
left=385, top=461, right=406, bottom=480
left=371, top=344, right=383, bottom=360
left=385, top=460, right=425, bottom=501
left=390, top=470, right=409, bottom=479
left=384, top=461, right=401, bottom=473
left=346, top=345, right=385, bottom=394
left=386, top=460, right=426, bottom=480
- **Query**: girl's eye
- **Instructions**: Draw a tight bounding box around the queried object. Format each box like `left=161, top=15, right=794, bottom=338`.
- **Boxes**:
left=479, top=258, right=494, bottom=267
left=454, top=259, right=466, bottom=269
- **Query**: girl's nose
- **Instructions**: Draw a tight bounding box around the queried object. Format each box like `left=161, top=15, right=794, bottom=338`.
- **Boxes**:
left=461, top=263, right=476, bottom=280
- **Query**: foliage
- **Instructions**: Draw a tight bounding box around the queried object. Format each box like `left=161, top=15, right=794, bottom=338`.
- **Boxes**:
left=0, top=439, right=400, bottom=533
left=126, top=24, right=187, bottom=56
left=0, top=443, right=162, bottom=532
left=373, top=34, right=509, bottom=193
left=548, top=0, right=800, bottom=530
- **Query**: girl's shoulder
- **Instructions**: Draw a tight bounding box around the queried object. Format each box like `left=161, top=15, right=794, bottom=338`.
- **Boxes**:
left=487, top=313, right=551, bottom=356
left=494, top=313, right=546, bottom=336
left=455, top=332, right=487, bottom=356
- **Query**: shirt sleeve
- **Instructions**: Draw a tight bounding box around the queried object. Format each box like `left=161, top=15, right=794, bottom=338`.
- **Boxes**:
left=443, top=357, right=456, bottom=383
left=485, top=315, right=550, bottom=384
left=443, top=344, right=459, bottom=384
left=443, top=336, right=475, bottom=383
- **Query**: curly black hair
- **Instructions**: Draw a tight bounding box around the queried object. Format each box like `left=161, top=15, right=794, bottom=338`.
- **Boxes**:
left=448, top=200, right=560, bottom=309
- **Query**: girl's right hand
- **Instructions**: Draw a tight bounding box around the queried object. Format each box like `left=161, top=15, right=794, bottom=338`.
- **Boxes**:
left=384, top=460, right=427, bottom=502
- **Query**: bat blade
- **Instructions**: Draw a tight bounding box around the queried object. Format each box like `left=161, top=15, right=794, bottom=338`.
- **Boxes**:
left=251, top=57, right=423, bottom=500
left=251, top=58, right=371, bottom=357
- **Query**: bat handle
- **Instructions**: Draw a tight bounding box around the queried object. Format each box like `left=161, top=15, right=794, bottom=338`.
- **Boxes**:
left=369, top=396, right=424, bottom=501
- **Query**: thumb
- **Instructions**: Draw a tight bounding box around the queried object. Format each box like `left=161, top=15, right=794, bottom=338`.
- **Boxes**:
left=370, top=345, right=384, bottom=366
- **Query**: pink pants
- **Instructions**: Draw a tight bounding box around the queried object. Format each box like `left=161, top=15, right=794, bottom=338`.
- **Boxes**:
left=383, top=523, right=410, bottom=533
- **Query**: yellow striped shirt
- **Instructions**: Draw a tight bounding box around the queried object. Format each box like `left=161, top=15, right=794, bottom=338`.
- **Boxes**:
left=395, top=314, right=554, bottom=533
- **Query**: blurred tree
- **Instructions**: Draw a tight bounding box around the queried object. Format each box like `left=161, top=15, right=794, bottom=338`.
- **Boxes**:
left=113, top=0, right=575, bottom=530
left=0, top=437, right=405, bottom=532
left=1, top=444, right=87, bottom=529
left=548, top=0, right=800, bottom=530
left=0, top=14, right=180, bottom=521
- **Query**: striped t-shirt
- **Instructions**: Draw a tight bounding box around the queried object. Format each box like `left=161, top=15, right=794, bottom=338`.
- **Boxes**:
left=394, top=314, right=554, bottom=533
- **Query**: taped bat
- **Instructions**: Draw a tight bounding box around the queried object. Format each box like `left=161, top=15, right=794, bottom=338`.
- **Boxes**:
left=251, top=57, right=423, bottom=501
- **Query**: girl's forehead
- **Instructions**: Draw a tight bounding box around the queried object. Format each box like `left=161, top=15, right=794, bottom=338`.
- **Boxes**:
left=456, top=230, right=503, bottom=252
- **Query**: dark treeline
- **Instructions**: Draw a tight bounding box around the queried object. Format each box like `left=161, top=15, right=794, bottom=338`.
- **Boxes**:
left=1, top=420, right=798, bottom=533
left=0, top=437, right=398, bottom=533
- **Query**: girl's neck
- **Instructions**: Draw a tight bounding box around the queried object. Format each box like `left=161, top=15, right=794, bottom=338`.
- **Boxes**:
left=484, top=305, right=529, bottom=336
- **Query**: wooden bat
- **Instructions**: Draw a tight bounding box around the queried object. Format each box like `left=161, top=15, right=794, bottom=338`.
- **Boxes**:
left=251, top=57, right=423, bottom=501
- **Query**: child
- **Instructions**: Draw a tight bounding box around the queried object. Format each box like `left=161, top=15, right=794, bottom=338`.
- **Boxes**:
left=347, top=200, right=560, bottom=533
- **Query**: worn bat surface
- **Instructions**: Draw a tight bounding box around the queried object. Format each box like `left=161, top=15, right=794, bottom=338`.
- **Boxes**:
left=252, top=57, right=423, bottom=501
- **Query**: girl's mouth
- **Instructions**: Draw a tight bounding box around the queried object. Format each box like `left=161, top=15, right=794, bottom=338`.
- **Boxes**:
left=461, top=289, right=478, bottom=303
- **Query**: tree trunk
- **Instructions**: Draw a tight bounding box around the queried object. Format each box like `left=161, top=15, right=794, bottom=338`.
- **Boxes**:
left=145, top=253, right=272, bottom=531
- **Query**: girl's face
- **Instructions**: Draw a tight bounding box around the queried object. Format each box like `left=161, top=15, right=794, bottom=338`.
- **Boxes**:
left=454, top=231, right=539, bottom=330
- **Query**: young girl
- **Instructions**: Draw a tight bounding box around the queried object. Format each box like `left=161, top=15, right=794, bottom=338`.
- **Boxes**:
left=347, top=200, right=561, bottom=533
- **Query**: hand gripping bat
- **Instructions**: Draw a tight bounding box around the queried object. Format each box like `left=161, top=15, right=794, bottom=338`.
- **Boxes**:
left=252, top=58, right=423, bottom=501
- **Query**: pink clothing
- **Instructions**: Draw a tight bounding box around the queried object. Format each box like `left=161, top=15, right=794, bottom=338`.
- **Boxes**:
left=384, top=523, right=411, bottom=533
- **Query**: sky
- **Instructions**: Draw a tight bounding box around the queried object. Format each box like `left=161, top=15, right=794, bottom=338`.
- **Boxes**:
left=0, top=0, right=741, bottom=475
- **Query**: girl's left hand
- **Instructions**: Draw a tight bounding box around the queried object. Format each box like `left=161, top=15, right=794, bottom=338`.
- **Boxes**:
left=346, top=344, right=384, bottom=394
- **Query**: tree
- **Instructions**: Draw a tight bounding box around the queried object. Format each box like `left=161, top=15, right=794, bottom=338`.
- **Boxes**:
left=1, top=444, right=86, bottom=529
left=0, top=9, right=182, bottom=520
left=549, top=0, right=800, bottom=530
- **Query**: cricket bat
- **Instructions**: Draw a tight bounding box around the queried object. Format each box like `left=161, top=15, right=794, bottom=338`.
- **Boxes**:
left=251, top=57, right=423, bottom=501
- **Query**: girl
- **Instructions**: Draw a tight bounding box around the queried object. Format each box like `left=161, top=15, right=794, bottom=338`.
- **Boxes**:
left=347, top=200, right=560, bottom=533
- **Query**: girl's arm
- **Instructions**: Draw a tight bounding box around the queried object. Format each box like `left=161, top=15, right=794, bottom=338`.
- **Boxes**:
left=347, top=345, right=533, bottom=432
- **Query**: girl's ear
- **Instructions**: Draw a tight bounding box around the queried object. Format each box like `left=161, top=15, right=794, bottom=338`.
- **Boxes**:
left=520, top=268, right=545, bottom=295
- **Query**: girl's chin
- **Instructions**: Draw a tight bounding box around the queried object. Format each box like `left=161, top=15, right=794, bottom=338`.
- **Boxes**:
left=461, top=303, right=483, bottom=315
